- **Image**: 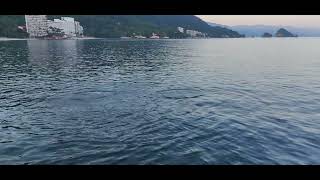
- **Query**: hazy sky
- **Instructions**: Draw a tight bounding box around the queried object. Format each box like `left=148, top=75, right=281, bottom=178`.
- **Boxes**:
left=197, top=15, right=320, bottom=27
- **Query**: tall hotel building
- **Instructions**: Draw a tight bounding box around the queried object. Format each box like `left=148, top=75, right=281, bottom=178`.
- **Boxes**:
left=25, top=15, right=48, bottom=38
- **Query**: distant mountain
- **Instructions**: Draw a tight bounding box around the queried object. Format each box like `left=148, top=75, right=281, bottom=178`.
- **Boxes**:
left=262, top=32, right=272, bottom=38
left=0, top=15, right=243, bottom=38
left=275, top=28, right=297, bottom=37
left=228, top=24, right=320, bottom=37
left=206, top=22, right=229, bottom=28
left=229, top=25, right=278, bottom=37
left=278, top=26, right=320, bottom=37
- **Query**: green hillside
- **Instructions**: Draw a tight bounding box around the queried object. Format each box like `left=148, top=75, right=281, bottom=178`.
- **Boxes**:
left=0, top=15, right=243, bottom=38
left=0, top=15, right=28, bottom=38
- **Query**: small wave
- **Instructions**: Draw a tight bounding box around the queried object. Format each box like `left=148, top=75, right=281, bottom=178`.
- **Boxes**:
left=158, top=88, right=203, bottom=100
left=1, top=125, right=23, bottom=130
left=195, top=101, right=225, bottom=107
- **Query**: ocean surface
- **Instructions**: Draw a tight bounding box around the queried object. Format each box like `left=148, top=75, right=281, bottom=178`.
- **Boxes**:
left=1, top=38, right=320, bottom=164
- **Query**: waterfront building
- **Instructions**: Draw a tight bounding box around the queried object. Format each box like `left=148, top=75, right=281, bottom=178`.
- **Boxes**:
left=74, top=21, right=84, bottom=37
left=185, top=29, right=205, bottom=37
left=47, top=17, right=84, bottom=37
left=61, top=17, right=77, bottom=37
left=25, top=15, right=48, bottom=38
left=177, top=27, right=184, bottom=33
left=149, top=33, right=160, bottom=39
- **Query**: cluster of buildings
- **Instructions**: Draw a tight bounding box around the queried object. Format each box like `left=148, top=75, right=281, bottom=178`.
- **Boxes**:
left=177, top=27, right=207, bottom=38
left=121, top=33, right=169, bottom=39
left=25, top=15, right=84, bottom=38
left=25, top=15, right=48, bottom=38
left=186, top=30, right=206, bottom=37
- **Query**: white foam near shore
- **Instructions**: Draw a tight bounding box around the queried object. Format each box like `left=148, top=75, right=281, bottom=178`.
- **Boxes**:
left=71, top=37, right=102, bottom=40
left=0, top=37, right=28, bottom=41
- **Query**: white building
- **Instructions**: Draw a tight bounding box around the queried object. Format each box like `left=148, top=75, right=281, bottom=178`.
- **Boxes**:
left=61, top=17, right=77, bottom=37
left=47, top=17, right=84, bottom=37
left=25, top=15, right=48, bottom=38
left=74, top=21, right=83, bottom=36
left=47, top=19, right=63, bottom=31
left=177, top=27, right=184, bottom=33
left=186, top=29, right=204, bottom=37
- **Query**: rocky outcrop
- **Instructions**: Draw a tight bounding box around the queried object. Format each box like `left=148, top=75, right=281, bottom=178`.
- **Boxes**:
left=262, top=32, right=272, bottom=37
left=275, top=28, right=297, bottom=37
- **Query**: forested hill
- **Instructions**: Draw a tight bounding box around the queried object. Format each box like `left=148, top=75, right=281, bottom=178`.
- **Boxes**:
left=50, top=15, right=243, bottom=38
left=0, top=15, right=243, bottom=38
left=0, top=15, right=27, bottom=38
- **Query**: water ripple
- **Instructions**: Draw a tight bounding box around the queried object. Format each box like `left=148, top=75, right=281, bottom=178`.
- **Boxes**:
left=1, top=39, right=320, bottom=164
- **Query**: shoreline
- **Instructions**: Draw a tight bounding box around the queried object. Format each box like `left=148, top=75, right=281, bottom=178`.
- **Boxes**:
left=0, top=37, right=102, bottom=41
left=1, top=37, right=319, bottom=41
left=0, top=37, right=28, bottom=41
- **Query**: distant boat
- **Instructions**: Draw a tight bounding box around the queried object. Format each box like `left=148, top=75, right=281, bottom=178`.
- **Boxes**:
left=149, top=33, right=160, bottom=39
left=162, top=36, right=169, bottom=39
left=134, top=35, right=146, bottom=39
left=120, top=36, right=131, bottom=39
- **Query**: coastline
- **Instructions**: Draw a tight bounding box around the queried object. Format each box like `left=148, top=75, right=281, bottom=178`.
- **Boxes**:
left=70, top=37, right=102, bottom=40
left=1, top=36, right=316, bottom=41
left=0, top=37, right=103, bottom=41
left=0, top=37, right=28, bottom=41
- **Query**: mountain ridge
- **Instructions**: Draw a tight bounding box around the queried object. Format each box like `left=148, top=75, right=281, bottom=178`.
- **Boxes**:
left=206, top=22, right=320, bottom=37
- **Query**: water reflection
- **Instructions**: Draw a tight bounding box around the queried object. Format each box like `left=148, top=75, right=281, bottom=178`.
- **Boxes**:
left=25, top=39, right=175, bottom=77
left=77, top=39, right=174, bottom=74
left=27, top=40, right=80, bottom=72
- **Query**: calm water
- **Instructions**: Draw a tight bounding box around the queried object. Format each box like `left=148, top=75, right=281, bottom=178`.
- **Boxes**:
left=1, top=38, right=320, bottom=164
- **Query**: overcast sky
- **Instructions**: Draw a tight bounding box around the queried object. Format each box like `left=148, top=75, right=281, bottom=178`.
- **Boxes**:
left=197, top=15, right=320, bottom=28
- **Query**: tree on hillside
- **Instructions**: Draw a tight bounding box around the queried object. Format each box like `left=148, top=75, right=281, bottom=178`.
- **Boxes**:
left=47, top=27, right=65, bottom=37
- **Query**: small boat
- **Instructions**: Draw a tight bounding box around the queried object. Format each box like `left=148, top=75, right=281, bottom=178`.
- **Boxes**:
left=162, top=36, right=169, bottom=39
left=134, top=35, right=146, bottom=39
left=149, top=33, right=160, bottom=39
left=120, top=36, right=131, bottom=39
